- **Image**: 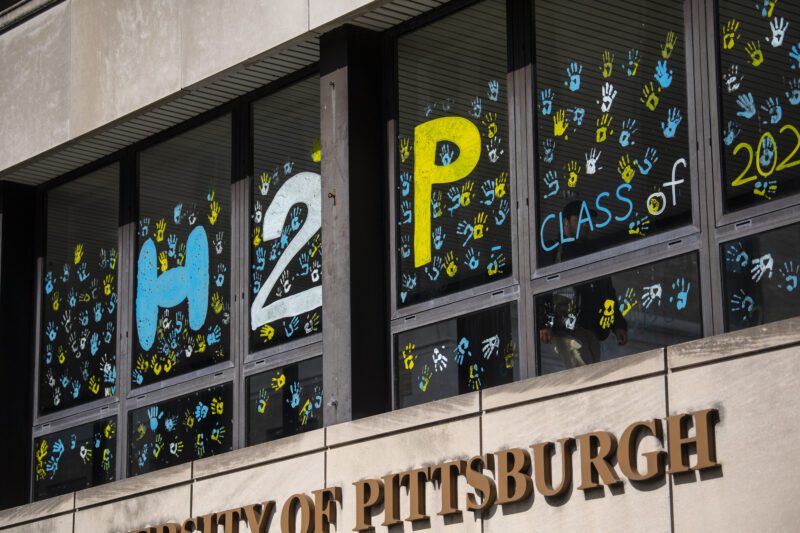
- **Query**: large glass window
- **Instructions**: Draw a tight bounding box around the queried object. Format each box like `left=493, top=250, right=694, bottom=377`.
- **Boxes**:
left=128, top=382, right=232, bottom=476
left=40, top=165, right=119, bottom=414
left=246, top=357, right=323, bottom=445
left=134, top=116, right=232, bottom=388
left=718, top=0, right=800, bottom=211
left=395, top=0, right=512, bottom=306
left=534, top=0, right=692, bottom=266
left=33, top=417, right=116, bottom=500
left=250, top=77, right=322, bottom=352
left=536, top=253, right=702, bottom=374
left=395, top=303, right=518, bottom=408
left=722, top=222, right=800, bottom=330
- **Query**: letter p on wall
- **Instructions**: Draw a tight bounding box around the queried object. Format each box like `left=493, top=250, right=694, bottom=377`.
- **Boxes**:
left=414, top=117, right=481, bottom=267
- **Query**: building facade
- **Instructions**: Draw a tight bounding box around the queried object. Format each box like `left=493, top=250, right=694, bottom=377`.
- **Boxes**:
left=0, top=0, right=799, bottom=531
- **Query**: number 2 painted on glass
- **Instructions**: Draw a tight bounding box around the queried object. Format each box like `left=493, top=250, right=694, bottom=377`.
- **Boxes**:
left=250, top=172, right=322, bottom=330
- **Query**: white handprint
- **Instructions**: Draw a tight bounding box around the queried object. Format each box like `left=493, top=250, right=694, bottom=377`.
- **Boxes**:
left=585, top=148, right=602, bottom=175
left=750, top=253, right=774, bottom=282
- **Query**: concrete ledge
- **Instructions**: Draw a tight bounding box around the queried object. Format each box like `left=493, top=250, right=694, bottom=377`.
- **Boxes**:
left=0, top=493, right=72, bottom=529
left=668, top=316, right=800, bottom=370
left=192, top=428, right=325, bottom=480
left=326, top=390, right=479, bottom=447
left=74, top=462, right=190, bottom=509
left=482, top=348, right=666, bottom=412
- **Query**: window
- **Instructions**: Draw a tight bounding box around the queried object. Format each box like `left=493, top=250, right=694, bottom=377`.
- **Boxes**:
left=395, top=0, right=511, bottom=306
left=718, top=0, right=800, bottom=211
left=396, top=303, right=518, bottom=408
left=134, top=116, right=232, bottom=387
left=40, top=165, right=119, bottom=414
left=246, top=356, right=323, bottom=445
left=536, top=253, right=702, bottom=374
left=33, top=417, right=116, bottom=501
left=534, top=0, right=692, bottom=266
left=250, top=76, right=322, bottom=352
left=128, top=383, right=232, bottom=476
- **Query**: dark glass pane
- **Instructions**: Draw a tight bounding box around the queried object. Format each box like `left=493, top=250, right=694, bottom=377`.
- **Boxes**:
left=40, top=165, right=119, bottom=414
left=395, top=303, right=519, bottom=408
left=33, top=417, right=116, bottom=500
left=246, top=356, right=323, bottom=446
left=718, top=1, right=800, bottom=210
left=134, top=116, right=231, bottom=388
left=128, top=382, right=232, bottom=476
left=536, top=253, right=702, bottom=374
left=722, top=223, right=800, bottom=330
left=250, top=77, right=322, bottom=351
left=396, top=0, right=512, bottom=306
left=534, top=0, right=692, bottom=266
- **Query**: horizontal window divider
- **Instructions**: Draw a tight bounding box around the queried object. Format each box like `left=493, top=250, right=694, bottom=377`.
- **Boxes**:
left=714, top=206, right=800, bottom=245
left=33, top=394, right=120, bottom=429
left=32, top=402, right=120, bottom=438
left=124, top=363, right=235, bottom=406
left=244, top=340, right=324, bottom=375
left=532, top=224, right=702, bottom=282
left=715, top=195, right=800, bottom=234
left=530, top=236, right=703, bottom=296
left=245, top=333, right=323, bottom=366
left=390, top=284, right=520, bottom=334
left=390, top=275, right=518, bottom=321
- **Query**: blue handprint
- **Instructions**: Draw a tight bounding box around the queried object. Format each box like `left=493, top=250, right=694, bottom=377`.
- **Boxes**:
left=290, top=206, right=303, bottom=231
left=481, top=179, right=496, bottom=205
left=252, top=272, right=262, bottom=294
left=45, top=321, right=57, bottom=342
left=173, top=203, right=183, bottom=224
left=44, top=272, right=54, bottom=295
left=542, top=138, right=556, bottom=164
left=619, top=119, right=638, bottom=147
left=147, top=406, right=163, bottom=431
left=662, top=107, right=682, bottom=138
left=207, top=325, right=222, bottom=345
left=269, top=240, right=280, bottom=262
left=104, top=364, right=116, bottom=385
left=439, top=144, right=454, bottom=166
left=487, top=80, right=500, bottom=101
left=60, top=374, right=70, bottom=388
left=400, top=234, right=411, bottom=258
left=164, top=416, right=178, bottom=432
left=624, top=49, right=639, bottom=77
left=425, top=256, right=443, bottom=281
left=402, top=273, right=417, bottom=291
left=280, top=226, right=291, bottom=249
left=779, top=261, right=799, bottom=292
left=759, top=135, right=776, bottom=167
left=76, top=263, right=89, bottom=282
left=456, top=219, right=474, bottom=247
left=284, top=316, right=300, bottom=337
left=215, top=263, right=226, bottom=287
left=453, top=337, right=472, bottom=366
left=255, top=248, right=266, bottom=271
left=730, top=289, right=755, bottom=318
left=79, top=310, right=89, bottom=326
left=46, top=455, right=60, bottom=478
left=565, top=62, right=582, bottom=91
left=670, top=277, right=691, bottom=310
left=654, top=60, right=673, bottom=89
left=71, top=380, right=80, bottom=399
left=495, top=199, right=510, bottom=225
left=94, top=302, right=103, bottom=322
left=60, top=263, right=70, bottom=283
left=132, top=368, right=144, bottom=385
left=637, top=148, right=659, bottom=175
left=90, top=332, right=100, bottom=356
left=471, top=97, right=483, bottom=119
left=760, top=97, right=782, bottom=125
left=399, top=200, right=412, bottom=224
left=288, top=382, right=302, bottom=408
left=568, top=107, right=585, bottom=126
left=298, top=252, right=310, bottom=276
left=446, top=187, right=461, bottom=216
left=540, top=89, right=554, bottom=116
left=791, top=44, right=800, bottom=70
left=45, top=345, right=53, bottom=364
left=195, top=402, right=209, bottom=421
left=736, top=93, right=756, bottom=119
left=723, top=121, right=741, bottom=146
left=167, top=234, right=178, bottom=257
left=465, top=248, right=480, bottom=270
left=104, top=321, right=113, bottom=344
left=543, top=170, right=559, bottom=199
left=787, top=79, right=800, bottom=105
left=432, top=226, right=445, bottom=250
left=399, top=172, right=412, bottom=197
left=107, top=292, right=117, bottom=314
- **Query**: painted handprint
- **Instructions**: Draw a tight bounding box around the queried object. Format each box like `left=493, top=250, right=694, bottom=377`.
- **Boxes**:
left=600, top=82, right=617, bottom=113
left=641, top=283, right=663, bottom=309
left=661, top=31, right=677, bottom=59
left=753, top=179, right=778, bottom=200
left=619, top=119, right=637, bottom=148
left=670, top=278, right=691, bottom=310
left=654, top=60, right=673, bottom=89
left=730, top=289, right=755, bottom=319
left=736, top=93, right=756, bottom=119
left=487, top=80, right=500, bottom=101
left=760, top=97, right=782, bottom=125
left=756, top=0, right=778, bottom=18
left=662, top=108, right=682, bottom=138
left=618, top=288, right=638, bottom=317
left=481, top=335, right=500, bottom=359
left=767, top=17, right=788, bottom=47
left=750, top=253, right=774, bottom=282
left=565, top=62, right=583, bottom=91
left=601, top=50, right=614, bottom=78
left=723, top=65, right=743, bottom=94
left=641, top=82, right=661, bottom=111
left=623, top=49, right=639, bottom=77
left=744, top=41, right=764, bottom=67
left=585, top=148, right=602, bottom=175
left=542, top=138, right=555, bottom=163
left=596, top=114, right=614, bottom=143
left=432, top=346, right=448, bottom=372
left=539, top=89, right=554, bottom=116
left=723, top=121, right=741, bottom=146
left=637, top=147, right=658, bottom=175
left=553, top=109, right=569, bottom=137
left=722, top=19, right=740, bottom=50
left=617, top=154, right=637, bottom=184
left=567, top=161, right=581, bottom=188
left=544, top=170, right=560, bottom=199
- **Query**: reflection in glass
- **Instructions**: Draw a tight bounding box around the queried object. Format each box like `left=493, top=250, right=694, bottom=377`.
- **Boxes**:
left=250, top=77, right=322, bottom=352
left=134, top=116, right=231, bottom=388
left=718, top=0, right=800, bottom=211
left=41, top=164, right=119, bottom=414
left=722, top=223, right=800, bottom=331
left=534, top=0, right=692, bottom=266
left=128, top=383, right=232, bottom=476
left=246, top=357, right=323, bottom=446
left=536, top=253, right=701, bottom=374
left=33, top=417, right=116, bottom=500
left=395, top=303, right=518, bottom=408
left=396, top=0, right=512, bottom=306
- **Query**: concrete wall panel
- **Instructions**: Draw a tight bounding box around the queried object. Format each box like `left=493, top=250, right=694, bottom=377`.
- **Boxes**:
left=73, top=484, right=191, bottom=533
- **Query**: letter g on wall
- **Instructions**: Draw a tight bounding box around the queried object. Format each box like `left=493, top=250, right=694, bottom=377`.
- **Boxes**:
left=136, top=226, right=209, bottom=350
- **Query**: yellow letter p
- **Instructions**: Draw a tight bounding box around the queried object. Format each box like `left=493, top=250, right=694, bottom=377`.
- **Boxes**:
left=413, top=117, right=481, bottom=268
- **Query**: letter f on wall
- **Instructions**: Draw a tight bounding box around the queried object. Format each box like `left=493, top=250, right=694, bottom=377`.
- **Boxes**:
left=136, top=226, right=209, bottom=350
left=414, top=117, right=481, bottom=267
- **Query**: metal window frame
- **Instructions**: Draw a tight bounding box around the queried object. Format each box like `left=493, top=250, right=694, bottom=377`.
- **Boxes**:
left=385, top=0, right=532, bottom=407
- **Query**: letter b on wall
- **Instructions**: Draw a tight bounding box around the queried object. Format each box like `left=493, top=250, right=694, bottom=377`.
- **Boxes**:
left=136, top=226, right=209, bottom=350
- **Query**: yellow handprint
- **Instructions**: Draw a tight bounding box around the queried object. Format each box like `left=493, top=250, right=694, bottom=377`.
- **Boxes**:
left=104, top=420, right=116, bottom=438
left=399, top=137, right=412, bottom=163
left=599, top=299, right=615, bottom=329
left=460, top=181, right=475, bottom=207
left=661, top=31, right=677, bottom=59
left=473, top=211, right=488, bottom=240
left=260, top=324, right=275, bottom=341
left=52, top=292, right=61, bottom=311
left=195, top=334, right=207, bottom=353
left=253, top=227, right=262, bottom=247
left=155, top=218, right=166, bottom=242
left=311, top=137, right=322, bottom=163
left=136, top=423, right=146, bottom=440
left=136, top=354, right=150, bottom=372
left=89, top=375, right=100, bottom=394
left=402, top=342, right=417, bottom=370
left=495, top=172, right=508, bottom=198
left=745, top=41, right=764, bottom=67
left=103, top=274, right=114, bottom=295
left=158, top=251, right=169, bottom=272
left=57, top=345, right=66, bottom=364
left=163, top=352, right=176, bottom=373
left=208, top=201, right=221, bottom=225
left=601, top=50, right=614, bottom=78
left=210, top=396, right=224, bottom=415
left=183, top=410, right=195, bottom=429
left=151, top=353, right=163, bottom=375
left=443, top=251, right=458, bottom=278
left=596, top=114, right=614, bottom=143
left=619, top=288, right=638, bottom=317
left=74, top=243, right=84, bottom=265
left=153, top=434, right=164, bottom=458
left=482, top=112, right=498, bottom=139
left=640, top=82, right=661, bottom=112
left=721, top=19, right=740, bottom=50
left=617, top=154, right=637, bottom=184
left=211, top=292, right=223, bottom=314
left=567, top=161, right=581, bottom=187
left=271, top=373, right=286, bottom=391
left=553, top=109, right=569, bottom=137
